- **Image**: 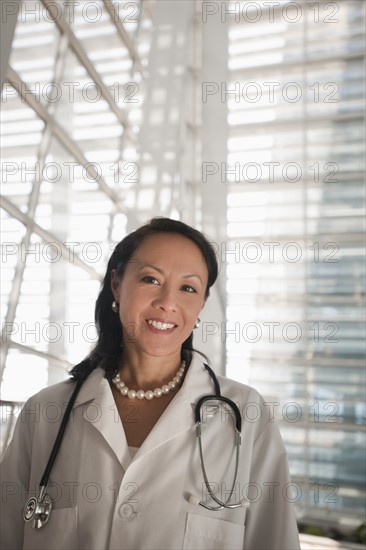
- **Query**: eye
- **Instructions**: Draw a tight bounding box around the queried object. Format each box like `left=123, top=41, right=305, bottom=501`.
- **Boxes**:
left=181, top=284, right=197, bottom=293
left=141, top=276, right=160, bottom=285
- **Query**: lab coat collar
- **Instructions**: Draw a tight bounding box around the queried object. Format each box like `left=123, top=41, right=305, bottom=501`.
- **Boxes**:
left=71, top=352, right=212, bottom=469
left=72, top=367, right=106, bottom=409
left=72, top=368, right=129, bottom=468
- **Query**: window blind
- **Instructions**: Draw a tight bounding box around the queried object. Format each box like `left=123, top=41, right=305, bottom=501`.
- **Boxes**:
left=224, top=0, right=365, bottom=527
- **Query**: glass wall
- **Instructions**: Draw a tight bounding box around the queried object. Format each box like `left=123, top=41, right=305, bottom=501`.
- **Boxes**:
left=224, top=0, right=365, bottom=527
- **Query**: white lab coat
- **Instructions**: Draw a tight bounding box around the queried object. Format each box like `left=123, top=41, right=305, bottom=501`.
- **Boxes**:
left=1, top=352, right=300, bottom=550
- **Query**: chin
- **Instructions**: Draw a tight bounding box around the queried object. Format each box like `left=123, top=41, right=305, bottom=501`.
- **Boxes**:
left=139, top=342, right=182, bottom=358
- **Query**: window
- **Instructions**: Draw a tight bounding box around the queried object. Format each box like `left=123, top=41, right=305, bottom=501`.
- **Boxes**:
left=225, top=0, right=365, bottom=525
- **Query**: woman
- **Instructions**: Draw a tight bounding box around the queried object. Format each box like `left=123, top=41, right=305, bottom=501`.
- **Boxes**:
left=1, top=217, right=300, bottom=550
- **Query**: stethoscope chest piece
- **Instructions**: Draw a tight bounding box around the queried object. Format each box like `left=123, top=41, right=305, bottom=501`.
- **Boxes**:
left=23, top=488, right=52, bottom=529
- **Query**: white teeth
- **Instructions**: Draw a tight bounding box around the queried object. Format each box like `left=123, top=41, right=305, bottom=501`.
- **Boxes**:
left=147, top=320, right=175, bottom=330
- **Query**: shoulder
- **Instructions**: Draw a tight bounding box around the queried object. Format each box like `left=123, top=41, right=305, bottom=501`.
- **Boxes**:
left=16, top=378, right=78, bottom=436
left=215, top=372, right=289, bottom=459
left=15, top=368, right=106, bottom=444
left=216, top=372, right=264, bottom=404
left=24, top=377, right=77, bottom=407
left=191, top=351, right=264, bottom=404
left=216, top=373, right=275, bottom=424
left=191, top=352, right=274, bottom=427
left=21, top=367, right=105, bottom=412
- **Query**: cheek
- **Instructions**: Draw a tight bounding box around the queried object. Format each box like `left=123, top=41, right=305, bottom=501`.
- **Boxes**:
left=118, top=282, right=136, bottom=306
left=118, top=288, right=148, bottom=323
left=182, top=297, right=203, bottom=320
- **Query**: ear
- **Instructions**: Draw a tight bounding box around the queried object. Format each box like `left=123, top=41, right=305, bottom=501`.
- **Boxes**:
left=111, top=269, right=120, bottom=298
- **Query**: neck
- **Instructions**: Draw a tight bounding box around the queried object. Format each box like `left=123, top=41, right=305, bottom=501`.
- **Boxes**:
left=117, top=347, right=186, bottom=390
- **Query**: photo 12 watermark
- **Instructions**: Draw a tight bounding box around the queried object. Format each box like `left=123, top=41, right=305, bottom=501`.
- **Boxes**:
left=198, top=480, right=339, bottom=505
left=2, top=81, right=141, bottom=105
left=199, top=399, right=341, bottom=425
left=201, top=2, right=340, bottom=24
left=2, top=160, right=140, bottom=186
left=199, top=321, right=339, bottom=344
left=202, top=161, right=339, bottom=184
left=202, top=81, right=339, bottom=104
left=1, top=479, right=140, bottom=505
left=1, top=1, right=140, bottom=25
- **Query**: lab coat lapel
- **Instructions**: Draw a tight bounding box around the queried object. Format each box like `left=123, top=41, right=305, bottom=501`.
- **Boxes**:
left=137, top=352, right=211, bottom=456
left=71, top=353, right=212, bottom=469
left=73, top=368, right=131, bottom=471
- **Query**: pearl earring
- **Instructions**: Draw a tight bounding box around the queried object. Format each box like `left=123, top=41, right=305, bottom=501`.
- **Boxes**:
left=112, top=300, right=119, bottom=313
left=194, top=317, right=201, bottom=329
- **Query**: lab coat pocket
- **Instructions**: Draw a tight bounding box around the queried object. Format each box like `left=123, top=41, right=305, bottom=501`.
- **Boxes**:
left=23, top=507, right=78, bottom=550
left=183, top=513, right=245, bottom=550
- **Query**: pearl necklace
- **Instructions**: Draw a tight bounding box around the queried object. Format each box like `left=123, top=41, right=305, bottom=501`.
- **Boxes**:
left=111, top=360, right=186, bottom=400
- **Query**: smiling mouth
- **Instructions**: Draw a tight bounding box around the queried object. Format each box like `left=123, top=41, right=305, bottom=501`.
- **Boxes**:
left=147, top=319, right=177, bottom=331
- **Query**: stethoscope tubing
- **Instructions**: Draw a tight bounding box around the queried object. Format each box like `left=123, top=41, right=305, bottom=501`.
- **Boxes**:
left=23, top=376, right=85, bottom=529
left=195, top=364, right=245, bottom=510
left=24, top=359, right=246, bottom=528
left=40, top=377, right=84, bottom=487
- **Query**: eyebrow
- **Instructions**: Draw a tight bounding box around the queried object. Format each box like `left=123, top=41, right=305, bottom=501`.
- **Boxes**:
left=139, top=263, right=203, bottom=283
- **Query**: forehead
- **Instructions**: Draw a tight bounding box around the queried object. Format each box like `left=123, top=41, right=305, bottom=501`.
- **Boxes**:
left=134, top=232, right=202, bottom=260
left=130, top=232, right=208, bottom=274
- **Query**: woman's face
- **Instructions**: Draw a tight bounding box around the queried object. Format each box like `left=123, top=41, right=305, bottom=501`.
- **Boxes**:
left=111, top=232, right=209, bottom=358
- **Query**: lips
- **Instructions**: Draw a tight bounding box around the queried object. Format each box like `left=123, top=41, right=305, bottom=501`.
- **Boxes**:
left=146, top=319, right=177, bottom=331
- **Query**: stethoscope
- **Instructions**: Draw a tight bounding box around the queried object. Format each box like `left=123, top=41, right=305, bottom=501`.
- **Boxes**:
left=23, top=361, right=248, bottom=530
left=189, top=363, right=249, bottom=511
left=23, top=376, right=84, bottom=529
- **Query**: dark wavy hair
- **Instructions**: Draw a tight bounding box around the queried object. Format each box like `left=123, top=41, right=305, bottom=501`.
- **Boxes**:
left=70, top=217, right=218, bottom=381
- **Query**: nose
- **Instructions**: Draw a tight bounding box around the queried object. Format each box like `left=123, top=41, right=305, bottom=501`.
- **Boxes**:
left=152, top=285, right=177, bottom=312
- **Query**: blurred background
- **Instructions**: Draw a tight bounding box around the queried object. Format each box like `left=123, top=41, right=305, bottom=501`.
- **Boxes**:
left=1, top=1, right=365, bottom=547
